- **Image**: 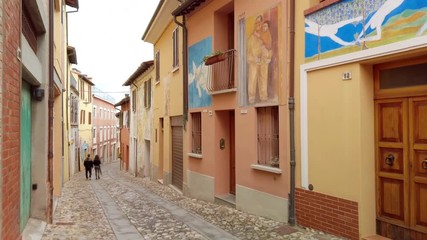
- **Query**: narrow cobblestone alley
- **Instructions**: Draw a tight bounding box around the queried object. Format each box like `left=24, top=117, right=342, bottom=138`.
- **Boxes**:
left=38, top=161, right=345, bottom=240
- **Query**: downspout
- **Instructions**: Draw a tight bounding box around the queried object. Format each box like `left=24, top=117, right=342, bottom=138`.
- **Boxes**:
left=174, top=15, right=188, bottom=128
left=47, top=0, right=54, bottom=224
left=288, top=0, right=296, bottom=226
left=131, top=82, right=137, bottom=176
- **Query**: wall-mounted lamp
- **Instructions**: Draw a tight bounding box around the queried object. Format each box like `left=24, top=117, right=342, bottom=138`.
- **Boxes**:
left=32, top=88, right=45, bottom=101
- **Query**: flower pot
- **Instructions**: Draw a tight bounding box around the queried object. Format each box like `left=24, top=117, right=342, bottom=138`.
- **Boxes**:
left=204, top=54, right=226, bottom=66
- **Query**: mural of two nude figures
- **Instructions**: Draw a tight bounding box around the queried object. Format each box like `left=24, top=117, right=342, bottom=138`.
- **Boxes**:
left=188, top=6, right=279, bottom=109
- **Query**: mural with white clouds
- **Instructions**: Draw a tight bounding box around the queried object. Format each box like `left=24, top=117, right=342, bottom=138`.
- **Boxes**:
left=188, top=37, right=212, bottom=109
left=305, top=0, right=427, bottom=61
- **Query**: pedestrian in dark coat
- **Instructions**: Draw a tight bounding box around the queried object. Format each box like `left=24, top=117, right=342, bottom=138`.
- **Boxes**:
left=93, top=155, right=102, bottom=179
left=83, top=154, right=93, bottom=180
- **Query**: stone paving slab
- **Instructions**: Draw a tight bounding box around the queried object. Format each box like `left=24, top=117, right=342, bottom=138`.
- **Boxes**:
left=40, top=161, right=346, bottom=240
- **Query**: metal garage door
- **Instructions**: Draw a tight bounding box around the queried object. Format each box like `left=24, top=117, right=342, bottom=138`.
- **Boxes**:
left=171, top=116, right=183, bottom=190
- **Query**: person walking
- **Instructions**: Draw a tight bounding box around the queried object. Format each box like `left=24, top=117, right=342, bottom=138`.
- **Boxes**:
left=84, top=154, right=94, bottom=180
left=93, top=155, right=102, bottom=179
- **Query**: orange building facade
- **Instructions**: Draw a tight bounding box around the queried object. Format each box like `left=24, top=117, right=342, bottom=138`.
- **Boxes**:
left=173, top=0, right=291, bottom=222
left=115, top=96, right=130, bottom=171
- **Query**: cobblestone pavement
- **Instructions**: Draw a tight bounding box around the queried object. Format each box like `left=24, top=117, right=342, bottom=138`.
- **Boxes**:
left=42, top=161, right=346, bottom=240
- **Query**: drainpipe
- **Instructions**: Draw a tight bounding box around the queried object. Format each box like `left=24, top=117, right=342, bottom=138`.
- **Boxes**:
left=288, top=0, right=296, bottom=226
left=131, top=82, right=138, bottom=176
left=174, top=15, right=188, bottom=128
left=47, top=0, right=54, bottom=224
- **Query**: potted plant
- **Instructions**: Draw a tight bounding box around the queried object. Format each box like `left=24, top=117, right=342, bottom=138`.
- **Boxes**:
left=203, top=50, right=225, bottom=66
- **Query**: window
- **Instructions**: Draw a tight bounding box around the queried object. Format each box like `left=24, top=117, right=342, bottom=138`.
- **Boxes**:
left=144, top=79, right=152, bottom=108
left=257, top=106, right=279, bottom=168
left=99, top=127, right=102, bottom=142
left=81, top=81, right=84, bottom=100
left=125, top=111, right=130, bottom=128
left=80, top=110, right=85, bottom=124
left=172, top=27, right=179, bottom=68
left=88, top=112, right=92, bottom=124
left=71, top=94, right=78, bottom=125
left=82, top=84, right=85, bottom=101
left=88, top=86, right=92, bottom=103
left=191, top=113, right=202, bottom=154
left=119, top=112, right=123, bottom=128
left=132, top=89, right=136, bottom=112
left=93, top=127, right=96, bottom=141
left=155, top=51, right=160, bottom=83
left=93, top=106, right=96, bottom=118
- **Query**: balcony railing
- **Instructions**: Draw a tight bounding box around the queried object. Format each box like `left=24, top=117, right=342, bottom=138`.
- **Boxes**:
left=206, top=49, right=236, bottom=94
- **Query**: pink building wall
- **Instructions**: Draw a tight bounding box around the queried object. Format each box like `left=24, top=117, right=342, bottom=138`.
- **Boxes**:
left=93, top=95, right=117, bottom=163
left=185, top=0, right=290, bottom=221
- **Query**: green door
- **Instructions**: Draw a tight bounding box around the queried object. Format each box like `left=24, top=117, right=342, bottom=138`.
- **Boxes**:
left=20, top=82, right=31, bottom=231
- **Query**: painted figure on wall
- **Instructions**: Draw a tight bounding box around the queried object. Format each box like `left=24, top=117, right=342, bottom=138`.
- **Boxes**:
left=246, top=6, right=279, bottom=105
left=188, top=37, right=213, bottom=109
left=305, top=0, right=427, bottom=61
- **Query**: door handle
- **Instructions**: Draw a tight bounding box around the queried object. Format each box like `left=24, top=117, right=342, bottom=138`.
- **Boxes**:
left=422, top=159, right=427, bottom=170
left=385, top=154, right=395, bottom=166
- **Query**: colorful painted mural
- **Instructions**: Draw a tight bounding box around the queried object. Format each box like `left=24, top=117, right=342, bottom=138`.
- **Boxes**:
left=188, top=37, right=213, bottom=109
left=245, top=5, right=280, bottom=106
left=305, top=0, right=427, bottom=61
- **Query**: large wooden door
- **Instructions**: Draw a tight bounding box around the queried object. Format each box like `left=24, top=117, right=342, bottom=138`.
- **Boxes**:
left=409, top=97, right=427, bottom=234
left=375, top=97, right=427, bottom=237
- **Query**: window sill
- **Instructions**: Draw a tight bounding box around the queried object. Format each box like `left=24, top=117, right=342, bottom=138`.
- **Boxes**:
left=172, top=66, right=179, bottom=73
left=250, top=164, right=282, bottom=174
left=188, top=153, right=202, bottom=159
left=209, top=88, right=237, bottom=96
left=155, top=81, right=160, bottom=86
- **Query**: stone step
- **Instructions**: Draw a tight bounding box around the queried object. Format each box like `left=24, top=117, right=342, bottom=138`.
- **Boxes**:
left=214, top=194, right=236, bottom=208
left=362, top=235, right=392, bottom=240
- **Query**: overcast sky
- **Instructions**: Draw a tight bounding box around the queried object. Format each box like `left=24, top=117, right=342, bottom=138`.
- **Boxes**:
left=68, top=0, right=160, bottom=103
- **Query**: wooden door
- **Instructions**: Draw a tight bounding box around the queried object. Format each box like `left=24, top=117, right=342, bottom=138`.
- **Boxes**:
left=409, top=97, right=427, bottom=233
left=375, top=97, right=427, bottom=237
left=375, top=98, right=409, bottom=227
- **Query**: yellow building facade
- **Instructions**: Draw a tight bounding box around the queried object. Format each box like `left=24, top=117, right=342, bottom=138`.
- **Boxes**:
left=143, top=0, right=187, bottom=191
left=76, top=71, right=94, bottom=171
left=53, top=0, right=74, bottom=197
left=295, top=1, right=427, bottom=239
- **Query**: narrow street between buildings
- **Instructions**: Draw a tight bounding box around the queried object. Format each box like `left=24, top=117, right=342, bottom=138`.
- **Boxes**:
left=39, top=161, right=344, bottom=240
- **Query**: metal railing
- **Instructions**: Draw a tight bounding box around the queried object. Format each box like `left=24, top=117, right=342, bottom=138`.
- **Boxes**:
left=206, top=49, right=236, bottom=93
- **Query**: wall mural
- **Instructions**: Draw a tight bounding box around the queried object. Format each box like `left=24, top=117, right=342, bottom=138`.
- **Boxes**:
left=188, top=37, right=213, bottom=109
left=305, top=0, right=427, bottom=61
left=245, top=5, right=280, bottom=106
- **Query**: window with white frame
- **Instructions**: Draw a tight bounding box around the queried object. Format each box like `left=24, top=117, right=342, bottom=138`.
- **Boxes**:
left=257, top=106, right=279, bottom=168
left=172, top=27, right=179, bottom=68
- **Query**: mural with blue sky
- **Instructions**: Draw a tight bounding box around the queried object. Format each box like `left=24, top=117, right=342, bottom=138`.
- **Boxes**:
left=188, top=37, right=212, bottom=109
left=305, top=0, right=427, bottom=60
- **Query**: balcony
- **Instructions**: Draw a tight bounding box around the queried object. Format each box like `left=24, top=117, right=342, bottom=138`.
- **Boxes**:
left=205, top=49, right=237, bottom=94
